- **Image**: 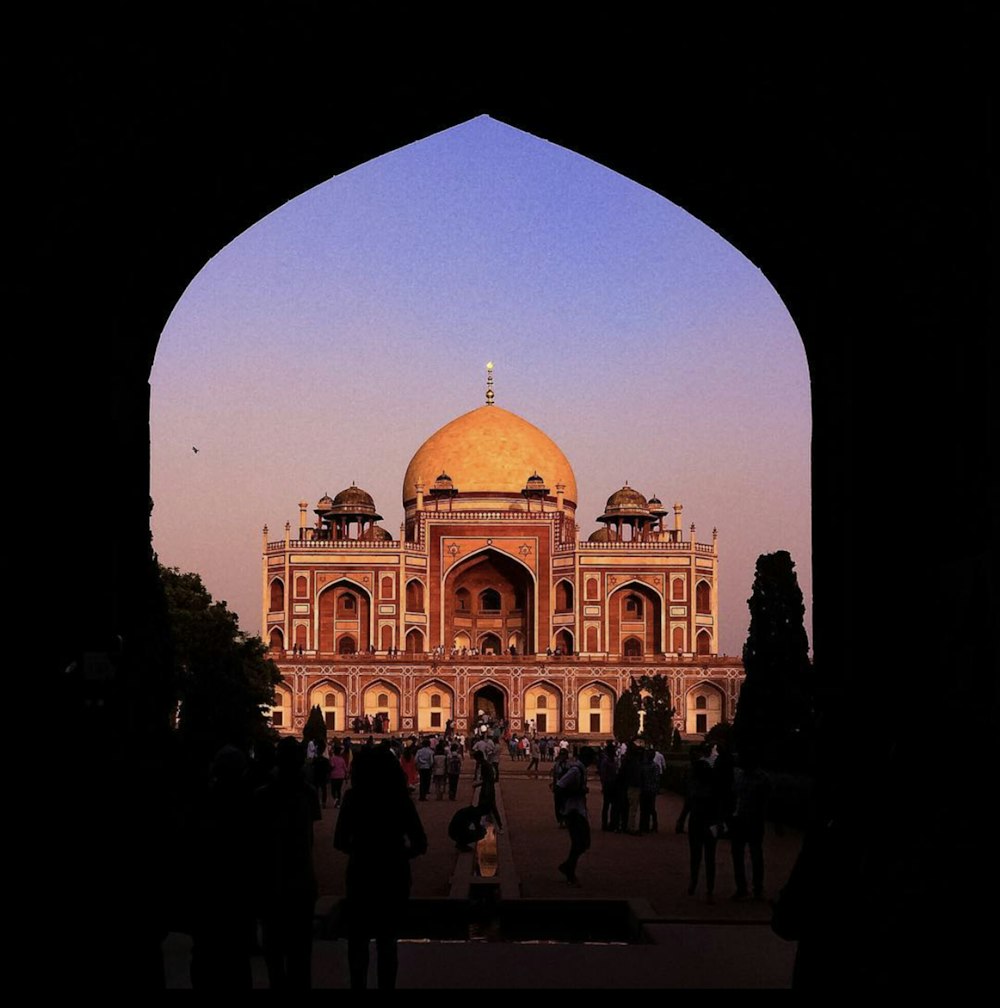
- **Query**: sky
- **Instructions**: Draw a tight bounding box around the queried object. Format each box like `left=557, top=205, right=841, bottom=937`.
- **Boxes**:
left=150, top=115, right=811, bottom=657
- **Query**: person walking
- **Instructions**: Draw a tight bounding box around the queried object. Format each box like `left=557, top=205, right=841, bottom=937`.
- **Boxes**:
left=525, top=737, right=541, bottom=778
left=334, top=745, right=427, bottom=990
left=555, top=746, right=596, bottom=885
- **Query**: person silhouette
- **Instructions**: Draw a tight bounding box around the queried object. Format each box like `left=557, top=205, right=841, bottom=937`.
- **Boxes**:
left=333, top=744, right=427, bottom=989
left=252, top=737, right=322, bottom=988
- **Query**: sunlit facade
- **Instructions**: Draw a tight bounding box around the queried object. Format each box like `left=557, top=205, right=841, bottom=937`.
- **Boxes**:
left=263, top=374, right=741, bottom=738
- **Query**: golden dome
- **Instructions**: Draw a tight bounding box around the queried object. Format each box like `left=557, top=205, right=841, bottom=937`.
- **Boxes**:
left=403, top=406, right=577, bottom=506
left=588, top=526, right=615, bottom=542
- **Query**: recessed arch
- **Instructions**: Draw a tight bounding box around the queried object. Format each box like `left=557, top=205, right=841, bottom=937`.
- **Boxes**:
left=362, top=680, right=400, bottom=732
left=317, top=579, right=373, bottom=654
left=308, top=680, right=347, bottom=732
left=416, top=679, right=454, bottom=733
left=524, top=680, right=563, bottom=735
left=269, top=683, right=293, bottom=730
left=578, top=680, right=615, bottom=735
left=405, top=578, right=425, bottom=612
left=269, top=577, right=284, bottom=612
left=686, top=681, right=725, bottom=735
left=444, top=546, right=538, bottom=655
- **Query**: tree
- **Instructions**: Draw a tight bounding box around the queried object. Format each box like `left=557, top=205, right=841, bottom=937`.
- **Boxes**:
left=733, top=550, right=813, bottom=771
left=629, top=674, right=675, bottom=754
left=613, top=691, right=640, bottom=741
left=160, top=564, right=282, bottom=764
left=303, top=705, right=327, bottom=754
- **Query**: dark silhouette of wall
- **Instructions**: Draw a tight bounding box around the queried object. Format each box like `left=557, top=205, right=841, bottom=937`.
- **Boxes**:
left=40, top=8, right=991, bottom=991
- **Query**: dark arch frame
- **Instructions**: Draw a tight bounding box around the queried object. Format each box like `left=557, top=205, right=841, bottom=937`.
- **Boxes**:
left=51, top=37, right=987, bottom=988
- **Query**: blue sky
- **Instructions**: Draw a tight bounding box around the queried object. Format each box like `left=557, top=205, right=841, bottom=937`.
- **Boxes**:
left=150, top=116, right=811, bottom=655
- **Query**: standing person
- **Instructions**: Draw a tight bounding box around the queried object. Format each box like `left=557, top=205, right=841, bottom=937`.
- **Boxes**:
left=334, top=745, right=427, bottom=990
left=471, top=751, right=502, bottom=831
left=414, top=738, right=434, bottom=801
left=555, top=746, right=596, bottom=885
left=622, top=741, right=644, bottom=835
left=329, top=744, right=348, bottom=808
left=399, top=742, right=418, bottom=793
left=638, top=747, right=660, bottom=833
left=729, top=749, right=772, bottom=901
left=183, top=745, right=255, bottom=990
left=686, top=745, right=725, bottom=904
left=432, top=742, right=448, bottom=800
left=446, top=743, right=463, bottom=801
left=311, top=744, right=331, bottom=809
left=252, top=737, right=322, bottom=989
left=597, top=741, right=619, bottom=832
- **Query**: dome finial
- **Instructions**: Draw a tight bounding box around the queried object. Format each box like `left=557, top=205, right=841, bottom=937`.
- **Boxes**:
left=485, top=361, right=495, bottom=406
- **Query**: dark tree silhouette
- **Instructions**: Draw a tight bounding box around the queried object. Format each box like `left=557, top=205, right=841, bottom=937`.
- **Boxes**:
left=160, top=564, right=282, bottom=764
left=303, top=705, right=327, bottom=754
left=629, top=674, right=675, bottom=754
left=613, top=690, right=640, bottom=742
left=733, top=551, right=813, bottom=771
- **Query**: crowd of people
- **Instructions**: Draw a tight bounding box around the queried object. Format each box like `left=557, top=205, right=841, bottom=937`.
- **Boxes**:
left=177, top=722, right=773, bottom=990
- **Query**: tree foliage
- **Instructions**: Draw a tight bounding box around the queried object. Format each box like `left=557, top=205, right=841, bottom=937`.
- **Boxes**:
left=733, top=550, right=813, bottom=771
left=303, top=705, right=327, bottom=754
left=629, top=674, right=675, bottom=754
left=613, top=691, right=640, bottom=741
left=160, top=564, right=282, bottom=764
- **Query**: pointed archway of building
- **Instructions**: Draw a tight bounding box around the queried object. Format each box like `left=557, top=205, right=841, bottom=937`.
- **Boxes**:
left=444, top=546, right=535, bottom=655
left=472, top=683, right=506, bottom=722
left=317, top=580, right=372, bottom=654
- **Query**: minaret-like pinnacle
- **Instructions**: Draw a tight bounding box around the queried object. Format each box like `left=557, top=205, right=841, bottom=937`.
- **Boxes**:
left=485, top=361, right=495, bottom=405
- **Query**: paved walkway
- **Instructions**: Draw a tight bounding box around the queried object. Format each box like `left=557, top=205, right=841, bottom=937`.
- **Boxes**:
left=164, top=753, right=803, bottom=988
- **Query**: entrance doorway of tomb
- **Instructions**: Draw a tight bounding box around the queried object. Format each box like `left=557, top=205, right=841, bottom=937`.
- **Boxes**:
left=445, top=548, right=535, bottom=655
left=472, top=684, right=505, bottom=722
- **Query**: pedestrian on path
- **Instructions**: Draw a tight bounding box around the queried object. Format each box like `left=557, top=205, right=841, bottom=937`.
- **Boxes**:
left=555, top=746, right=596, bottom=885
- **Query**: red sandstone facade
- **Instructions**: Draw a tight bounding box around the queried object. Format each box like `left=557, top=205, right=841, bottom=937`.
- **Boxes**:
left=263, top=393, right=741, bottom=739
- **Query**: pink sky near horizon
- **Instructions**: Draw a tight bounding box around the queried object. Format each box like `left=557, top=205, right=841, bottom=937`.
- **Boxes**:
left=150, top=116, right=812, bottom=657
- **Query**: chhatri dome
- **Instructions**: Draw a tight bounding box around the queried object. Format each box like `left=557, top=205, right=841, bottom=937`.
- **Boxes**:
left=403, top=406, right=578, bottom=508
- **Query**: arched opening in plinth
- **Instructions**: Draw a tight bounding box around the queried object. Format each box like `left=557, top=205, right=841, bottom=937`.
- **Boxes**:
left=579, top=681, right=616, bottom=735
left=417, top=680, right=454, bottom=733
left=362, top=681, right=400, bottom=733
left=471, top=683, right=506, bottom=723
left=686, top=681, right=725, bottom=735
left=308, top=681, right=347, bottom=733
left=525, top=681, right=563, bottom=735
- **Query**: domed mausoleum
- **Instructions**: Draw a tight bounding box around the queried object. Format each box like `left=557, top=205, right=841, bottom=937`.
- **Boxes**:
left=262, top=370, right=741, bottom=740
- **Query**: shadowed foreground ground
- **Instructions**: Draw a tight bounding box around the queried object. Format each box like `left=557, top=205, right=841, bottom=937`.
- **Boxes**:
left=165, top=753, right=802, bottom=988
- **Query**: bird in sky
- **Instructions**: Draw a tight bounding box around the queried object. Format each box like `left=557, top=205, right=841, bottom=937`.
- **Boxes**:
left=192, top=446, right=199, bottom=453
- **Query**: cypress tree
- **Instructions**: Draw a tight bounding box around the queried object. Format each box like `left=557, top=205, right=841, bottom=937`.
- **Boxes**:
left=733, top=550, right=813, bottom=771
